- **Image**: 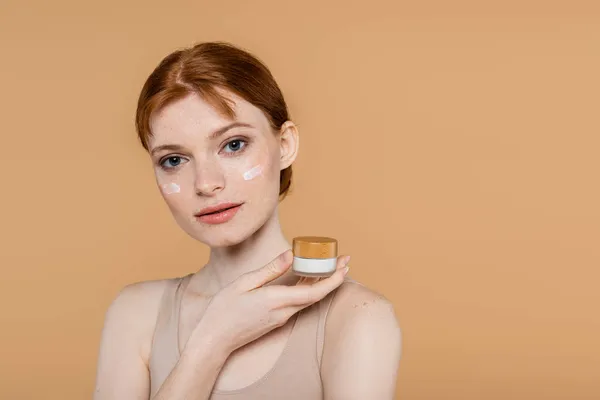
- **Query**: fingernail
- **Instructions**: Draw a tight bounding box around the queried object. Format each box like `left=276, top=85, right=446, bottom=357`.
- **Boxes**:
left=343, top=256, right=351, bottom=266
left=343, top=266, right=350, bottom=275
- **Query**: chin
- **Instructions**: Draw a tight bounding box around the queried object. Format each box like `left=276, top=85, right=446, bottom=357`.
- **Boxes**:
left=197, top=233, right=248, bottom=248
left=178, top=215, right=267, bottom=249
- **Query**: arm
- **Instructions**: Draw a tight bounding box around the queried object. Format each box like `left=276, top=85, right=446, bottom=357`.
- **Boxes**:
left=94, top=252, right=349, bottom=399
left=321, top=281, right=402, bottom=400
left=93, top=281, right=230, bottom=400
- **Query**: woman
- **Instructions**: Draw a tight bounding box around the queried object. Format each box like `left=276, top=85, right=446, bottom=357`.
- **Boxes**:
left=94, top=41, right=401, bottom=400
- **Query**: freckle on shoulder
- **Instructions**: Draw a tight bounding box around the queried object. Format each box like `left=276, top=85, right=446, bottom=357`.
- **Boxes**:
left=331, top=277, right=394, bottom=314
left=322, top=276, right=399, bottom=343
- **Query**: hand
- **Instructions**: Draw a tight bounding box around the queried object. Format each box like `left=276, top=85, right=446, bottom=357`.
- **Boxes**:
left=191, top=250, right=350, bottom=356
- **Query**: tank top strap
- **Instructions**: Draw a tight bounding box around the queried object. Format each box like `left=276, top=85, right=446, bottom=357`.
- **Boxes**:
left=226, top=287, right=339, bottom=398
left=172, top=273, right=193, bottom=352
left=316, top=289, right=338, bottom=368
left=149, top=274, right=192, bottom=397
left=265, top=285, right=340, bottom=375
left=265, top=285, right=340, bottom=376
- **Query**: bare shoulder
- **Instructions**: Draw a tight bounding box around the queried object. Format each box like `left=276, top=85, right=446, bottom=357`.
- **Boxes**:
left=107, top=277, right=170, bottom=310
left=101, top=278, right=175, bottom=362
left=322, top=277, right=402, bottom=360
left=95, top=278, right=180, bottom=398
left=320, top=278, right=402, bottom=398
left=327, top=278, right=400, bottom=332
left=104, top=278, right=170, bottom=326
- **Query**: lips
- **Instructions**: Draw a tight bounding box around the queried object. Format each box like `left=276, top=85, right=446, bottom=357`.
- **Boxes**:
left=194, top=202, right=243, bottom=225
left=196, top=202, right=242, bottom=216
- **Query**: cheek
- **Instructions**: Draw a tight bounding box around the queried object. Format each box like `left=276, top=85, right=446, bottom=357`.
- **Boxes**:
left=231, top=158, right=280, bottom=208
left=158, top=182, right=185, bottom=213
left=155, top=169, right=186, bottom=206
left=242, top=164, right=263, bottom=181
left=237, top=144, right=280, bottom=183
left=160, top=182, right=181, bottom=194
left=237, top=158, right=279, bottom=189
left=157, top=180, right=191, bottom=221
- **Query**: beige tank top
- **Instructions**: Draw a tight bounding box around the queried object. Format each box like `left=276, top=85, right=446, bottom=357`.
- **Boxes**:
left=149, top=274, right=337, bottom=399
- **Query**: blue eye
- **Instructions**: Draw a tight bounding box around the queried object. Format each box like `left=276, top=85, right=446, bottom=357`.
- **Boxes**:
left=160, top=156, right=186, bottom=169
left=223, top=139, right=247, bottom=153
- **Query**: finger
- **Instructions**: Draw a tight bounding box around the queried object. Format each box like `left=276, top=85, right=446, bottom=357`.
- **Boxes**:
left=290, top=254, right=348, bottom=286
left=334, top=255, right=351, bottom=271
left=281, top=303, right=313, bottom=318
left=292, top=255, right=348, bottom=287
left=235, top=250, right=293, bottom=290
left=295, top=276, right=320, bottom=286
left=338, top=255, right=351, bottom=268
left=282, top=258, right=350, bottom=307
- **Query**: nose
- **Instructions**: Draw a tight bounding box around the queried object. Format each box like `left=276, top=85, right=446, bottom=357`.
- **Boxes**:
left=194, top=159, right=225, bottom=196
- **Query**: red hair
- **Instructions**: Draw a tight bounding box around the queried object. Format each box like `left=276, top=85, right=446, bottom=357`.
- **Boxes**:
left=135, top=41, right=293, bottom=199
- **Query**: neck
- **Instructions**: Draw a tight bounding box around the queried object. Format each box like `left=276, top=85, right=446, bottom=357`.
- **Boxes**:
left=203, top=206, right=293, bottom=290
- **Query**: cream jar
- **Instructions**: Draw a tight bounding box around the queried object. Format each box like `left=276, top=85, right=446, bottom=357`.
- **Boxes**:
left=292, top=236, right=338, bottom=277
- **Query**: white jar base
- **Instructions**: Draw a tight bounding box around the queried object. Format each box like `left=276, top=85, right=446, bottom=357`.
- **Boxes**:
left=292, top=256, right=337, bottom=278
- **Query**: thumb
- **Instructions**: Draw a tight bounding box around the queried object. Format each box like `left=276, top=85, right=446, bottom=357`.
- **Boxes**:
left=237, top=250, right=293, bottom=290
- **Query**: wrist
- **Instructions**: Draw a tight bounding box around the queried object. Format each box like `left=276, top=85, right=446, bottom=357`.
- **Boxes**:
left=184, top=324, right=231, bottom=364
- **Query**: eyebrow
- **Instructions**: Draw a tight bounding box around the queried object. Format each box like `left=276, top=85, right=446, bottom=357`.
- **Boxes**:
left=150, top=122, right=255, bottom=156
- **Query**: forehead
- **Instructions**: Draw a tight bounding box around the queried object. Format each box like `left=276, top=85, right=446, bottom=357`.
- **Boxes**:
left=149, top=91, right=270, bottom=144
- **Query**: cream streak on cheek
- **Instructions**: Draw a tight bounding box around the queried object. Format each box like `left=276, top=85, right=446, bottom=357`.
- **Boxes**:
left=243, top=164, right=263, bottom=181
left=161, top=182, right=181, bottom=195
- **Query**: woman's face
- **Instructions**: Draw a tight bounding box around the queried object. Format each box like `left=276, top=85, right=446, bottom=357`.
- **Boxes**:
left=147, top=91, right=297, bottom=248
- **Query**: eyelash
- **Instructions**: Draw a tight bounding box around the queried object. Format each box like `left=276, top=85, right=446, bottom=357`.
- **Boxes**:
left=157, top=137, right=250, bottom=171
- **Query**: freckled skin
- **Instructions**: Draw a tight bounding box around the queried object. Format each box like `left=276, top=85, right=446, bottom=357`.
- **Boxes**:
left=94, top=89, right=401, bottom=400
left=149, top=92, right=283, bottom=249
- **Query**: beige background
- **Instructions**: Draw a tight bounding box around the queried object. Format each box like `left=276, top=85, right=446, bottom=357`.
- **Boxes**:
left=1, top=1, right=599, bottom=399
